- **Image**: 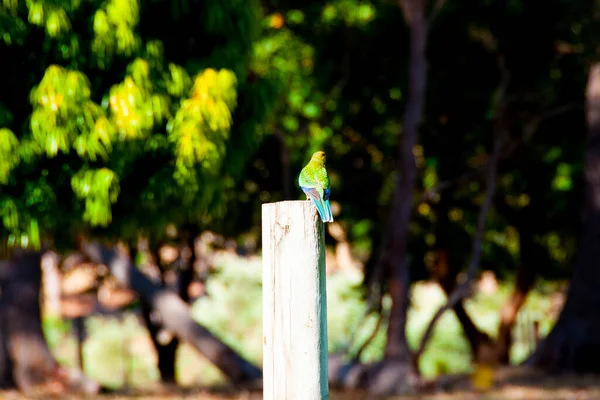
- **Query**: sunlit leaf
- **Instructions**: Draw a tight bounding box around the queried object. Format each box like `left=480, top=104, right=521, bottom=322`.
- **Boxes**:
left=71, top=168, right=120, bottom=227
left=0, top=128, right=19, bottom=184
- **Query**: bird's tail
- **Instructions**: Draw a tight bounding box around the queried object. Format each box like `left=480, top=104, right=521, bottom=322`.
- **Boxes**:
left=313, top=198, right=334, bottom=223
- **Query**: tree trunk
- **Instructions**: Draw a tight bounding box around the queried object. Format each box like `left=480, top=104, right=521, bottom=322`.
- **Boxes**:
left=333, top=0, right=447, bottom=393
left=495, top=223, right=538, bottom=364
left=137, top=235, right=196, bottom=384
left=178, top=234, right=197, bottom=304
left=0, top=262, right=14, bottom=389
left=432, top=193, right=492, bottom=360
left=82, top=241, right=262, bottom=384
left=527, top=63, right=600, bottom=372
left=73, top=317, right=86, bottom=371
left=434, top=248, right=493, bottom=359
left=140, top=302, right=179, bottom=384
left=0, top=251, right=99, bottom=395
left=382, top=0, right=428, bottom=362
left=137, top=243, right=179, bottom=384
left=139, top=229, right=198, bottom=385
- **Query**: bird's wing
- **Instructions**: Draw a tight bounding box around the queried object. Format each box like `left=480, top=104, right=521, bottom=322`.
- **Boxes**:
left=298, top=167, right=311, bottom=186
left=300, top=186, right=322, bottom=202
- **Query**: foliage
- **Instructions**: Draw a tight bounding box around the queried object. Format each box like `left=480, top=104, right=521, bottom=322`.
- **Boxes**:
left=0, top=0, right=275, bottom=249
left=241, top=0, right=591, bottom=286
left=2, top=0, right=591, bottom=277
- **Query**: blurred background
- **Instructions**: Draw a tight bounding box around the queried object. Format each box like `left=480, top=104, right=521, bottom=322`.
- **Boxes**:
left=1, top=0, right=600, bottom=398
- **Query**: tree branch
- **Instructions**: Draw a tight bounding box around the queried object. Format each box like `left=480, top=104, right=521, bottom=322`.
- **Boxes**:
left=413, top=56, right=509, bottom=362
left=420, top=138, right=514, bottom=202
left=421, top=102, right=577, bottom=202
left=413, top=134, right=503, bottom=362
left=348, top=308, right=389, bottom=363
left=523, top=104, right=578, bottom=142
left=428, top=0, right=448, bottom=24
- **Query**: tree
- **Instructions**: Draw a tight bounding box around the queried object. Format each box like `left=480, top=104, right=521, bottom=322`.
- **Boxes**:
left=297, top=0, right=588, bottom=392
left=527, top=62, right=600, bottom=372
left=0, top=0, right=274, bottom=390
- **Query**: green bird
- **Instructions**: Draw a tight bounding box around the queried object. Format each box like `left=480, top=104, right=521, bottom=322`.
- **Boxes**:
left=298, top=151, right=334, bottom=223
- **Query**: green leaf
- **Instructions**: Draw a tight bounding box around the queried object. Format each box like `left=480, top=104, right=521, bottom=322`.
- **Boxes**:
left=0, top=128, right=20, bottom=184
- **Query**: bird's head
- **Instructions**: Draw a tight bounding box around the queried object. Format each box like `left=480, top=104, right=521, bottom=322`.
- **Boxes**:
left=311, top=151, right=326, bottom=164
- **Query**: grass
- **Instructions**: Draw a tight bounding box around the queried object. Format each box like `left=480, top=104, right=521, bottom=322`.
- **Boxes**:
left=43, top=250, right=562, bottom=390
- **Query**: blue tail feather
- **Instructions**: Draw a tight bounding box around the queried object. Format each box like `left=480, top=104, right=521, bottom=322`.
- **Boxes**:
left=300, top=185, right=334, bottom=223
left=313, top=198, right=333, bottom=223
left=322, top=199, right=333, bottom=222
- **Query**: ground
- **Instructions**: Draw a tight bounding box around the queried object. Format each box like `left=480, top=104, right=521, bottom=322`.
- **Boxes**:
left=7, top=251, right=576, bottom=398
left=3, top=368, right=600, bottom=399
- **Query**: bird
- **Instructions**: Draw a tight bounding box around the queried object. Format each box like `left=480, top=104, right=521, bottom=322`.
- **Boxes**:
left=298, top=150, right=334, bottom=223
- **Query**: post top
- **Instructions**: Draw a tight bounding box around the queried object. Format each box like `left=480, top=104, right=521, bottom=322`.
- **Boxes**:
left=262, top=200, right=320, bottom=225
left=262, top=200, right=312, bottom=209
left=262, top=200, right=308, bottom=204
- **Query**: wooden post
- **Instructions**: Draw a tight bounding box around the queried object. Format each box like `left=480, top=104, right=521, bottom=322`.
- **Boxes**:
left=262, top=200, right=329, bottom=400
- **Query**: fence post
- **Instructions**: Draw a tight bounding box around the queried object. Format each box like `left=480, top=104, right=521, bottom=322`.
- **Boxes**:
left=262, top=200, right=329, bottom=400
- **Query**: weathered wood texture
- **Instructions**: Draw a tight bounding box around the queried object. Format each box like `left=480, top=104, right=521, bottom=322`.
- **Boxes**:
left=262, top=200, right=329, bottom=400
